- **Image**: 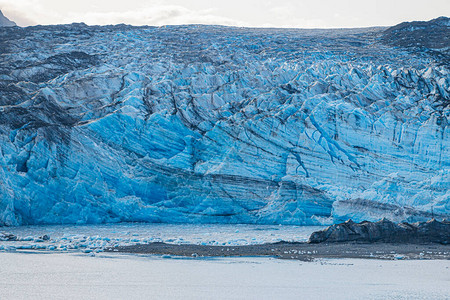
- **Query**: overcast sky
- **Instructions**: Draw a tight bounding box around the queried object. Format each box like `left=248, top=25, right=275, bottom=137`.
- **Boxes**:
left=1, top=0, right=449, bottom=28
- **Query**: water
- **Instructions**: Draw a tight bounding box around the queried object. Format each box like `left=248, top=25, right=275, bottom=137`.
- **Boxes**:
left=1, top=252, right=448, bottom=300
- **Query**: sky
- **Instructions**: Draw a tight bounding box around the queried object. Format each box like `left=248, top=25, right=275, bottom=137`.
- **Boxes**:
left=1, top=0, right=449, bottom=28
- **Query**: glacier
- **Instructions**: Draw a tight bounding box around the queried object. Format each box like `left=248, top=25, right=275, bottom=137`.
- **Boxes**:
left=0, top=17, right=449, bottom=226
left=0, top=11, right=15, bottom=27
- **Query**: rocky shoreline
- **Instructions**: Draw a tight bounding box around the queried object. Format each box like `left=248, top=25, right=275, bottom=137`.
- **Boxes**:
left=106, top=219, right=450, bottom=260
left=106, top=241, right=450, bottom=261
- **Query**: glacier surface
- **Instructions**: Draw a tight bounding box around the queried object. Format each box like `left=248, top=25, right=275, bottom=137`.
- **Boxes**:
left=0, top=19, right=449, bottom=226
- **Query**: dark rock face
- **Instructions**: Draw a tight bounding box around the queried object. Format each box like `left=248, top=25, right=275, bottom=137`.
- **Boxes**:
left=0, top=10, right=16, bottom=27
left=308, top=219, right=450, bottom=244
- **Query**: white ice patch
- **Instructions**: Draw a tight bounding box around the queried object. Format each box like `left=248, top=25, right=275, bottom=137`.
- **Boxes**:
left=0, top=223, right=324, bottom=253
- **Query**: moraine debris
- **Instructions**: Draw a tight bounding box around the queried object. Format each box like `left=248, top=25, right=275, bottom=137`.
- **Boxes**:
left=308, top=218, right=450, bottom=244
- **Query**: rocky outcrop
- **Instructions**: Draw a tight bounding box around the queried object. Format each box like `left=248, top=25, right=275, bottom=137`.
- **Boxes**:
left=308, top=219, right=450, bottom=244
left=0, top=10, right=16, bottom=27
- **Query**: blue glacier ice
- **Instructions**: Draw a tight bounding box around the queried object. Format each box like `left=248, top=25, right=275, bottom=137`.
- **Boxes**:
left=0, top=18, right=449, bottom=226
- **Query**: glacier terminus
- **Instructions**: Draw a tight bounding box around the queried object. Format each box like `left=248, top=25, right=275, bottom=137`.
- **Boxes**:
left=0, top=17, right=449, bottom=226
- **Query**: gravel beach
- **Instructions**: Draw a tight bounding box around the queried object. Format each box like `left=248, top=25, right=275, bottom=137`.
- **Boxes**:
left=107, top=242, right=450, bottom=260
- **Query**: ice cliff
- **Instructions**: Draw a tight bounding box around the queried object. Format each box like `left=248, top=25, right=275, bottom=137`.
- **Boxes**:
left=0, top=18, right=449, bottom=226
